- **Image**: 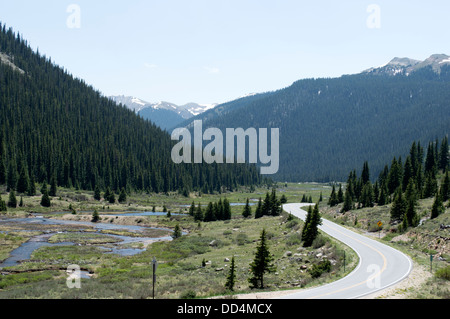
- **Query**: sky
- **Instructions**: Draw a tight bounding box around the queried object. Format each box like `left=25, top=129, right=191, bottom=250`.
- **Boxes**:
left=1, top=0, right=450, bottom=105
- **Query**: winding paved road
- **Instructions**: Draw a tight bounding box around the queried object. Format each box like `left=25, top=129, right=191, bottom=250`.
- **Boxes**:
left=280, top=203, right=412, bottom=299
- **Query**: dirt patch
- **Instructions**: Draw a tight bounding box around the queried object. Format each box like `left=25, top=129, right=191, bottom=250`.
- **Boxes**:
left=360, top=262, right=431, bottom=299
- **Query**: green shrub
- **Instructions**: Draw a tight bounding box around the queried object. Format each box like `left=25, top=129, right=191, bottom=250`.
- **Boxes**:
left=435, top=266, right=450, bottom=281
left=180, top=290, right=197, bottom=299
left=309, top=260, right=332, bottom=278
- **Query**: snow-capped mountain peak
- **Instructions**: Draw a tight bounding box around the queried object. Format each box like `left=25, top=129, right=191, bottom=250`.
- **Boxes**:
left=363, top=54, right=450, bottom=76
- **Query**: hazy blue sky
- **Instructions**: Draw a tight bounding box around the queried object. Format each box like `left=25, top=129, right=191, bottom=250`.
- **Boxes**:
left=1, top=0, right=449, bottom=105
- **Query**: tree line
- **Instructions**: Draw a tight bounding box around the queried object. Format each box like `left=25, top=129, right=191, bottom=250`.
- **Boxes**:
left=330, top=135, right=449, bottom=229
left=0, top=22, right=264, bottom=203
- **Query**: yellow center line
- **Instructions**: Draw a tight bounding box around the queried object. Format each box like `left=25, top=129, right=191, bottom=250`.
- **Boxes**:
left=306, top=221, right=388, bottom=299
left=285, top=205, right=388, bottom=299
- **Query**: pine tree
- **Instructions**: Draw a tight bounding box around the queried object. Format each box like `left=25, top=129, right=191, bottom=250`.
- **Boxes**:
left=431, top=191, right=445, bottom=219
left=173, top=224, right=182, bottom=239
left=16, top=165, right=29, bottom=194
left=404, top=180, right=418, bottom=227
left=194, top=203, right=204, bottom=222
left=242, top=198, right=252, bottom=218
left=302, top=203, right=322, bottom=247
left=270, top=189, right=281, bottom=216
left=337, top=184, right=344, bottom=204
left=27, top=173, right=36, bottom=196
left=6, top=162, right=17, bottom=191
left=439, top=136, right=449, bottom=171
left=7, top=190, right=17, bottom=208
left=301, top=205, right=313, bottom=242
left=118, top=188, right=127, bottom=203
left=255, top=197, right=263, bottom=219
left=441, top=170, right=450, bottom=202
left=188, top=202, right=195, bottom=216
left=94, top=185, right=101, bottom=200
left=0, top=155, right=6, bottom=185
left=223, top=198, right=231, bottom=220
left=360, top=182, right=374, bottom=208
left=225, top=256, right=236, bottom=291
left=361, top=161, right=370, bottom=185
left=49, top=175, right=57, bottom=197
left=423, top=172, right=438, bottom=198
left=40, top=189, right=51, bottom=207
left=261, top=192, right=271, bottom=216
left=342, top=189, right=353, bottom=213
left=204, top=202, right=215, bottom=222
left=328, top=185, right=339, bottom=207
left=390, top=187, right=406, bottom=223
left=108, top=191, right=116, bottom=204
left=0, top=195, right=7, bottom=212
left=248, top=229, right=275, bottom=289
left=91, top=209, right=100, bottom=223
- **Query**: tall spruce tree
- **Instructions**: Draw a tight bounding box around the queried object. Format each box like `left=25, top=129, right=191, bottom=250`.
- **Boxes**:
left=248, top=229, right=275, bottom=289
left=242, top=198, right=252, bottom=218
left=439, top=136, right=449, bottom=171
left=225, top=256, right=236, bottom=291
left=7, top=190, right=17, bottom=208
left=431, top=191, right=445, bottom=219
left=390, top=187, right=406, bottom=223
left=254, top=197, right=263, bottom=219
left=302, top=203, right=322, bottom=247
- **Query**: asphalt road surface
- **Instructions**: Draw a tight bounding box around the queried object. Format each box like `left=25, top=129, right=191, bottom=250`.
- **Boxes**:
left=280, top=203, right=412, bottom=299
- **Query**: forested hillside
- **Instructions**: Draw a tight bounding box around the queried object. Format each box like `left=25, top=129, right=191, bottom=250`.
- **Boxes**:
left=0, top=23, right=263, bottom=195
left=187, top=63, right=450, bottom=182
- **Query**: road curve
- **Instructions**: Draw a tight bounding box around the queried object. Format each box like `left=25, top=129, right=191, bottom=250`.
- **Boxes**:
left=280, top=203, right=412, bottom=299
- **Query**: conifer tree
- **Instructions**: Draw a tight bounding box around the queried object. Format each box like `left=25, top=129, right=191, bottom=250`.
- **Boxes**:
left=390, top=187, right=406, bottom=223
left=248, top=229, right=275, bottom=289
left=223, top=198, right=231, bottom=220
left=225, top=256, right=236, bottom=291
left=337, top=184, right=344, bottom=203
left=302, top=203, right=322, bottom=247
left=17, top=165, right=29, bottom=194
left=7, top=190, right=17, bottom=208
left=242, top=198, right=252, bottom=218
left=118, top=188, right=127, bottom=203
left=49, top=175, right=57, bottom=197
left=431, top=191, right=445, bottom=219
left=328, top=185, right=339, bottom=207
left=40, top=188, right=51, bottom=207
left=361, top=161, right=370, bottom=185
left=27, top=173, right=36, bottom=196
left=94, top=185, right=101, bottom=201
left=173, top=224, right=182, bottom=239
left=405, top=180, right=418, bottom=227
left=91, top=209, right=100, bottom=223
left=441, top=170, right=450, bottom=202
left=262, top=192, right=271, bottom=216
left=342, top=189, right=353, bottom=213
left=254, top=197, right=263, bottom=219
left=194, top=203, right=204, bottom=222
left=0, top=195, right=7, bottom=212
left=188, top=201, right=195, bottom=216
left=439, top=136, right=449, bottom=171
left=0, top=155, right=6, bottom=185
left=204, top=202, right=215, bottom=222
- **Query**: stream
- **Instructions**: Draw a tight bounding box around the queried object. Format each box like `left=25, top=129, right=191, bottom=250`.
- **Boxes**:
left=0, top=214, right=175, bottom=269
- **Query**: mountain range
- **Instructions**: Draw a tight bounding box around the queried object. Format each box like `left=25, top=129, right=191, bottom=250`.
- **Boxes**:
left=0, top=22, right=262, bottom=194
left=109, top=95, right=217, bottom=130
left=182, top=54, right=450, bottom=182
